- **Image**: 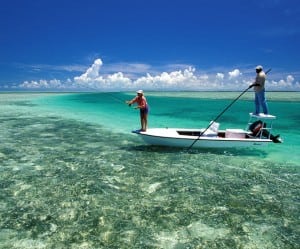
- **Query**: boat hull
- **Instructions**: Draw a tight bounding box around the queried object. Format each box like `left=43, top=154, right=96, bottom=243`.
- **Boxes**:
left=133, top=128, right=272, bottom=148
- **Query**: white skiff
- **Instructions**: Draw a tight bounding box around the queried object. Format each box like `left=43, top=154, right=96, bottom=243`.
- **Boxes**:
left=132, top=113, right=282, bottom=148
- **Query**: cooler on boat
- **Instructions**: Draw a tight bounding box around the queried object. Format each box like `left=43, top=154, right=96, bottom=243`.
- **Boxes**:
left=225, top=129, right=246, bottom=138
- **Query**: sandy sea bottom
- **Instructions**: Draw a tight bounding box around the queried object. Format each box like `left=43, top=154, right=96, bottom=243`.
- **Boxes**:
left=0, top=93, right=299, bottom=249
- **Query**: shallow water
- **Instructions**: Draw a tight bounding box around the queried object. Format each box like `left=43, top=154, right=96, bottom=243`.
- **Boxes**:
left=0, top=92, right=299, bottom=248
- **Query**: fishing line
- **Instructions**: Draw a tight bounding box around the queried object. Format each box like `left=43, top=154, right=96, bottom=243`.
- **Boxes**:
left=80, top=84, right=132, bottom=107
left=103, top=92, right=128, bottom=105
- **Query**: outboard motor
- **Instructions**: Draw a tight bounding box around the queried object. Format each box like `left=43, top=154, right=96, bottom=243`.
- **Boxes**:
left=249, top=120, right=282, bottom=143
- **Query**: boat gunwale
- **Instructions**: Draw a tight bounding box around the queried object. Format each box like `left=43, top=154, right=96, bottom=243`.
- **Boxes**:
left=134, top=129, right=272, bottom=143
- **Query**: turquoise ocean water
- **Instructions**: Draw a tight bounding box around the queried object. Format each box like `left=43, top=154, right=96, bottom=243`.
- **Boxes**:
left=0, top=92, right=299, bottom=248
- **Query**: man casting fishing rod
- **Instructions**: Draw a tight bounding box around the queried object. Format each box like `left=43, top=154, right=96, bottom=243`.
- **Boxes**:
left=126, top=90, right=149, bottom=132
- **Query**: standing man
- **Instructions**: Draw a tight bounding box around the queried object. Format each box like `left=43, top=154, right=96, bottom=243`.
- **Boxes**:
left=126, top=90, right=149, bottom=131
left=250, top=65, right=269, bottom=115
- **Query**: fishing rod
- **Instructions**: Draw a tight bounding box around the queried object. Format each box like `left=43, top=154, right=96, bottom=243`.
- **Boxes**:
left=187, top=68, right=272, bottom=150
left=104, top=92, right=128, bottom=105
left=80, top=84, right=133, bottom=107
left=104, top=91, right=137, bottom=109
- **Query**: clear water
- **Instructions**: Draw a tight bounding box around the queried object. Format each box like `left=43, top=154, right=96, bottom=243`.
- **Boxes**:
left=0, top=92, right=299, bottom=248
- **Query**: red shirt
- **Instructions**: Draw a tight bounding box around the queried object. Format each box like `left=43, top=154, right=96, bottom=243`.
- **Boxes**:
left=132, top=96, right=148, bottom=109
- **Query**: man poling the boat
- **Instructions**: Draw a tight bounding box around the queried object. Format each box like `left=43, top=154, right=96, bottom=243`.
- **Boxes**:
left=126, top=90, right=149, bottom=132
left=249, top=65, right=269, bottom=115
left=187, top=68, right=272, bottom=150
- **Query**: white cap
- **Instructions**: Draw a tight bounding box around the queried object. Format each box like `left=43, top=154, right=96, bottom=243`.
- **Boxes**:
left=136, top=90, right=143, bottom=94
left=255, top=65, right=263, bottom=70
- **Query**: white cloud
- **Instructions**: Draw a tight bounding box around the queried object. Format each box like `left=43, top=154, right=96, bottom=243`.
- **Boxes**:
left=267, top=74, right=300, bottom=90
left=17, top=58, right=300, bottom=91
left=74, top=58, right=103, bottom=83
left=287, top=75, right=294, bottom=84
left=74, top=60, right=199, bottom=90
left=216, top=73, right=224, bottom=80
left=73, top=59, right=132, bottom=90
left=228, top=69, right=241, bottom=79
left=19, top=79, right=67, bottom=89
left=134, top=67, right=199, bottom=90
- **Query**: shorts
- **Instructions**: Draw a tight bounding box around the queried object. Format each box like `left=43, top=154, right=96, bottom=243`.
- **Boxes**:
left=140, top=105, right=149, bottom=115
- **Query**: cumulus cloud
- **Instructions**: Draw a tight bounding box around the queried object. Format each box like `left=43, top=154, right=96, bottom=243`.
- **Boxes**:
left=216, top=73, right=224, bottom=80
left=72, top=60, right=200, bottom=90
left=228, top=69, right=241, bottom=79
left=74, top=58, right=103, bottom=83
left=134, top=67, right=198, bottom=89
left=20, top=79, right=63, bottom=89
left=73, top=59, right=132, bottom=90
left=17, top=58, right=299, bottom=91
left=270, top=74, right=300, bottom=90
left=287, top=75, right=294, bottom=84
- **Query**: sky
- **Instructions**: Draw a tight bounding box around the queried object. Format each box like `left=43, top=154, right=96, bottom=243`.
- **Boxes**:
left=0, top=0, right=299, bottom=91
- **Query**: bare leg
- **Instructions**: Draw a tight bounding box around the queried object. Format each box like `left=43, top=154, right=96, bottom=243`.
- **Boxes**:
left=141, top=114, right=148, bottom=131
left=144, top=114, right=148, bottom=131
left=140, top=115, right=143, bottom=130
